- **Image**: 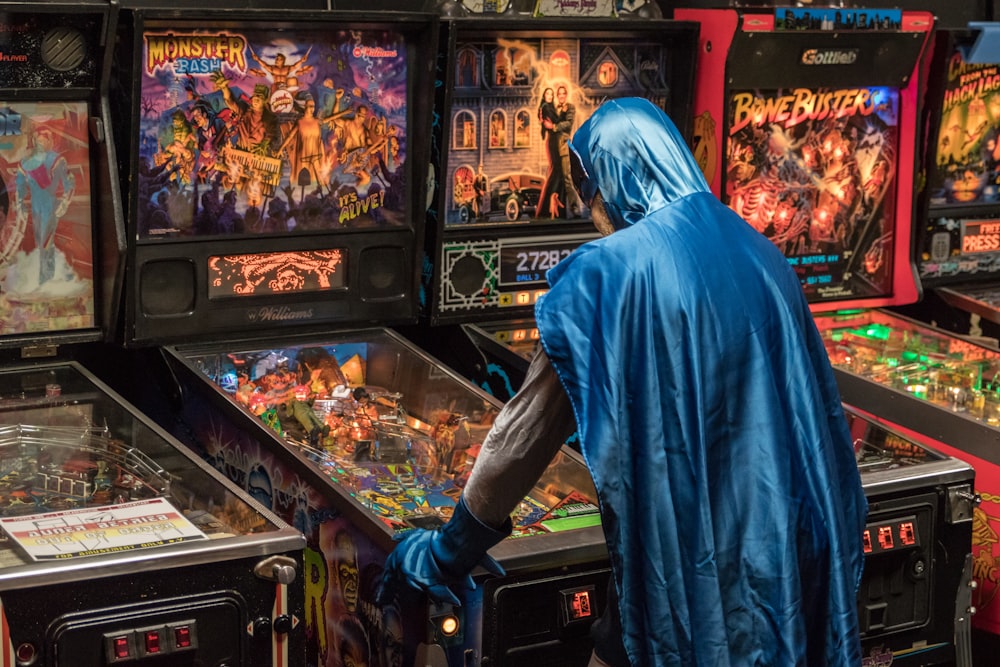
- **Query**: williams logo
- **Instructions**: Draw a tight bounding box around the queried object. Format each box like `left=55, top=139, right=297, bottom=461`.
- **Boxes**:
left=801, top=48, right=858, bottom=65
left=246, top=306, right=315, bottom=322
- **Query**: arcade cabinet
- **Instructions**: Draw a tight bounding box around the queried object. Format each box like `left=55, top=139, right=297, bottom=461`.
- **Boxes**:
left=0, top=3, right=305, bottom=666
left=399, top=1, right=699, bottom=403
left=107, top=4, right=611, bottom=665
left=673, top=5, right=977, bottom=665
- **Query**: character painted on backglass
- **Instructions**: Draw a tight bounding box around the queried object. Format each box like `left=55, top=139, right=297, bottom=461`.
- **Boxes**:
left=1, top=102, right=94, bottom=335
left=930, top=52, right=1000, bottom=204
left=726, top=87, right=899, bottom=299
left=250, top=45, right=313, bottom=93
left=138, top=28, right=409, bottom=236
left=15, top=127, right=76, bottom=286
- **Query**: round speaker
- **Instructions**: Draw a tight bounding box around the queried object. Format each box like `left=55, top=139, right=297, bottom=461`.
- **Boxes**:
left=451, top=254, right=488, bottom=296
left=359, top=246, right=405, bottom=300
left=140, top=259, right=196, bottom=317
left=41, top=28, right=87, bottom=73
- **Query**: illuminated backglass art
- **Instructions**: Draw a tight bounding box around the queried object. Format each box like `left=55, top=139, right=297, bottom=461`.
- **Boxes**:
left=0, top=101, right=94, bottom=336
left=928, top=52, right=1000, bottom=206
left=444, top=34, right=677, bottom=226
left=724, top=86, right=900, bottom=303
left=136, top=26, right=409, bottom=239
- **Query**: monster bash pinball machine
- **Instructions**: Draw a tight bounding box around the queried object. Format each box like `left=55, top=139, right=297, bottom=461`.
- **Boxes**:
left=108, top=5, right=612, bottom=666
left=673, top=5, right=981, bottom=665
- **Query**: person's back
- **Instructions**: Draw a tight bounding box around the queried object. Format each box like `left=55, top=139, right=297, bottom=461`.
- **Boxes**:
left=535, top=97, right=867, bottom=665
left=376, top=97, right=867, bottom=667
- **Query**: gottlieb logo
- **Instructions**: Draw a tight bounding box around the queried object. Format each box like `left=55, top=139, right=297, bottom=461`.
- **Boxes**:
left=801, top=48, right=858, bottom=65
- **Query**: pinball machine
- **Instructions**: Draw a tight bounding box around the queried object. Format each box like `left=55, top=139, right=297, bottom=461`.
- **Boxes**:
left=798, top=7, right=1000, bottom=652
left=394, top=0, right=698, bottom=406
left=104, top=4, right=615, bottom=666
left=668, top=4, right=981, bottom=665
left=0, top=3, right=306, bottom=667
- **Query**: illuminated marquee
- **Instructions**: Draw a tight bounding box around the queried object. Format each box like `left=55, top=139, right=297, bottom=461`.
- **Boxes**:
left=208, top=249, right=346, bottom=298
left=145, top=32, right=248, bottom=75
left=730, top=87, right=880, bottom=133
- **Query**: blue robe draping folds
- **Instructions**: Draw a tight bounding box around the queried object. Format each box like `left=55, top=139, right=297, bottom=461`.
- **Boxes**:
left=536, top=98, right=867, bottom=666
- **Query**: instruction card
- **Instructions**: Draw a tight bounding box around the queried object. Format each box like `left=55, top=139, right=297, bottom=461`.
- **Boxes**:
left=0, top=498, right=208, bottom=561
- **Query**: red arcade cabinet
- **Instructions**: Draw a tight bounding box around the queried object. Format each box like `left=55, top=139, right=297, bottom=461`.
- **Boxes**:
left=675, top=4, right=978, bottom=665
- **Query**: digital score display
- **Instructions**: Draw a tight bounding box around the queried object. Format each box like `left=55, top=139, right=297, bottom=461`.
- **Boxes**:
left=961, top=219, right=1000, bottom=254
left=207, top=248, right=346, bottom=298
left=862, top=516, right=919, bottom=555
left=499, top=237, right=590, bottom=287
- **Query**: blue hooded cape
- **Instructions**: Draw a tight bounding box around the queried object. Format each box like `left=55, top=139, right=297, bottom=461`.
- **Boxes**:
left=535, top=98, right=867, bottom=666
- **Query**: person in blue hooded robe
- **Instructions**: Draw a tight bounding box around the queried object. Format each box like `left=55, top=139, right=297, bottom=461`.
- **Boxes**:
left=379, top=97, right=867, bottom=666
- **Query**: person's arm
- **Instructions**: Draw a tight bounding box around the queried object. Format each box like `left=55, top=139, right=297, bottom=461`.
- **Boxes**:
left=378, top=348, right=576, bottom=605
left=462, top=348, right=576, bottom=527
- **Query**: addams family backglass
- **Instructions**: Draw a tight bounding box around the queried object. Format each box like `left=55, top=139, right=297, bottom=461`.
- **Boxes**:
left=673, top=6, right=983, bottom=665
left=0, top=0, right=123, bottom=351
left=419, top=16, right=698, bottom=325
left=111, top=8, right=437, bottom=346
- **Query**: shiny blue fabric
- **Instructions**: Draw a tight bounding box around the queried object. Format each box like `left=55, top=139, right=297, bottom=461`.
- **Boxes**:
left=536, top=98, right=867, bottom=666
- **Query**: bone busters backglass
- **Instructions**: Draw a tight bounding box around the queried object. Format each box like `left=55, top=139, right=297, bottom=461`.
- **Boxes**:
left=0, top=101, right=94, bottom=336
left=724, top=86, right=900, bottom=303
left=136, top=26, right=410, bottom=239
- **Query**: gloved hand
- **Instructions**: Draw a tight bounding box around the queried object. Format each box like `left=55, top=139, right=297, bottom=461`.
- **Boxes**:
left=377, top=496, right=512, bottom=606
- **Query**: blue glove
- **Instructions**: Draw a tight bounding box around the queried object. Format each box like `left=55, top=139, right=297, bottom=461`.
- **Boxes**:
left=378, top=497, right=511, bottom=606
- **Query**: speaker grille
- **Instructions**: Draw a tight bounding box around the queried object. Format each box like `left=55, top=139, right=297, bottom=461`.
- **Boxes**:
left=359, top=246, right=405, bottom=301
left=41, top=28, right=87, bottom=73
left=140, top=260, right=196, bottom=317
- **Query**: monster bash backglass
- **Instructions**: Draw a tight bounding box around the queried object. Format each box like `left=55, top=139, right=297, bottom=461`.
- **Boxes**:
left=725, top=86, right=900, bottom=303
left=136, top=25, right=410, bottom=238
left=0, top=101, right=94, bottom=336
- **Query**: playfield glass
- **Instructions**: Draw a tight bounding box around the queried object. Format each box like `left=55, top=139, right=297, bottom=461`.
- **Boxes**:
left=136, top=24, right=410, bottom=239
left=177, top=329, right=601, bottom=536
left=725, top=87, right=900, bottom=303
left=0, top=363, right=291, bottom=569
left=815, top=309, right=1000, bottom=425
left=0, top=101, right=94, bottom=337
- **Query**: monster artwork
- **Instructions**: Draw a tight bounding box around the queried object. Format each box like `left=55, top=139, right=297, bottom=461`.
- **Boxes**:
left=725, top=86, right=900, bottom=303
left=136, top=27, right=409, bottom=240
